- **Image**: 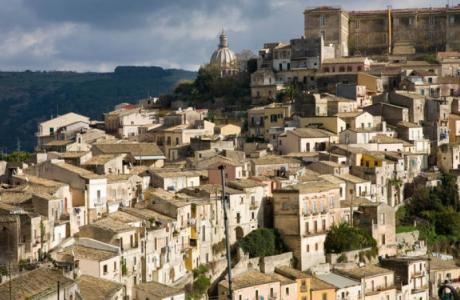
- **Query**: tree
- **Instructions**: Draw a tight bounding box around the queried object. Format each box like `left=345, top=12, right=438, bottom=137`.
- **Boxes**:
left=325, top=223, right=377, bottom=254
left=239, top=228, right=288, bottom=258
left=187, top=265, right=211, bottom=300
left=1, top=151, right=31, bottom=163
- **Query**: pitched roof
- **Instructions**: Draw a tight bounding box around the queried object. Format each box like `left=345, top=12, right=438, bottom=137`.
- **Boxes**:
left=310, top=277, right=336, bottom=291
left=289, top=128, right=336, bottom=139
left=336, top=173, right=369, bottom=184
left=54, top=162, right=104, bottom=180
left=275, top=266, right=311, bottom=280
left=315, top=273, right=359, bottom=289
left=276, top=181, right=338, bottom=194
left=77, top=275, right=124, bottom=300
left=220, top=271, right=278, bottom=290
left=335, top=265, right=393, bottom=279
left=135, top=281, right=184, bottom=298
left=0, top=268, right=74, bottom=300
left=61, top=245, right=118, bottom=261
left=227, top=179, right=267, bottom=189
left=84, top=154, right=122, bottom=165
left=93, top=143, right=164, bottom=158
left=251, top=156, right=299, bottom=166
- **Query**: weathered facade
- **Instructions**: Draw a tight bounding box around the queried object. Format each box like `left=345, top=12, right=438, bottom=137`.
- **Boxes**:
left=304, top=5, right=460, bottom=56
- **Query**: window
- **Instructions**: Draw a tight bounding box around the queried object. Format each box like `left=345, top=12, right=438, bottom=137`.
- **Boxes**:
left=97, top=190, right=101, bottom=201
left=382, top=234, right=386, bottom=245
left=256, top=290, right=259, bottom=300
left=306, top=244, right=310, bottom=252
left=239, top=295, right=242, bottom=300
left=103, top=264, right=108, bottom=274
left=114, top=261, right=117, bottom=271
left=320, top=15, right=326, bottom=27
left=322, top=292, right=327, bottom=300
left=315, top=243, right=319, bottom=251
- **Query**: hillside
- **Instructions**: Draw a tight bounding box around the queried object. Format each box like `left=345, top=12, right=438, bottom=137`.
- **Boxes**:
left=0, top=66, right=196, bottom=151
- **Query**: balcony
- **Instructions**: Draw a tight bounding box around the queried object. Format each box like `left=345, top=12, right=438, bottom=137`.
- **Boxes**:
left=365, top=285, right=395, bottom=296
left=411, top=285, right=428, bottom=293
left=250, top=203, right=259, bottom=210
left=411, top=271, right=425, bottom=278
left=303, top=230, right=326, bottom=237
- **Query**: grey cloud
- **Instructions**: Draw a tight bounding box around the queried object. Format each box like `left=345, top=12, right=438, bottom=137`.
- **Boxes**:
left=0, top=0, right=453, bottom=71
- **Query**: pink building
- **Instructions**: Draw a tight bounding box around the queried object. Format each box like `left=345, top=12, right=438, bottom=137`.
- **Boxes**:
left=208, top=161, right=245, bottom=184
left=321, top=57, right=371, bottom=73
left=218, top=270, right=297, bottom=300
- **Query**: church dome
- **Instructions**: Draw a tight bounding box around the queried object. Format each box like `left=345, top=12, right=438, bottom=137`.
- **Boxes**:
left=210, top=31, right=237, bottom=69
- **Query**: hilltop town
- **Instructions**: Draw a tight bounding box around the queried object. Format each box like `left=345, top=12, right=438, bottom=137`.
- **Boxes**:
left=3, top=4, right=460, bottom=300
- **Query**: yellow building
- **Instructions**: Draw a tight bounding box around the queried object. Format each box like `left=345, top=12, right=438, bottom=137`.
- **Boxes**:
left=275, top=266, right=311, bottom=300
left=248, top=102, right=292, bottom=140
left=360, top=153, right=383, bottom=168
left=310, top=277, right=336, bottom=300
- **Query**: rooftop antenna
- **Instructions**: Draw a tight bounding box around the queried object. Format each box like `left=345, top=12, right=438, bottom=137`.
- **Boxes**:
left=219, top=165, right=233, bottom=300
left=16, top=138, right=21, bottom=152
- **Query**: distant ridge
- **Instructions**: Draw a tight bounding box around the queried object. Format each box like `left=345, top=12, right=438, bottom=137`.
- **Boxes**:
left=0, top=66, right=197, bottom=151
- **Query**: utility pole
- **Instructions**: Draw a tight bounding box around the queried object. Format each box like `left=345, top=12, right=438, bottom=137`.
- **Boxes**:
left=8, top=261, right=11, bottom=300
left=219, top=165, right=233, bottom=300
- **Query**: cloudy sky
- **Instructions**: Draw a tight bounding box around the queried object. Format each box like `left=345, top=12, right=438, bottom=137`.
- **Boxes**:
left=0, top=0, right=453, bottom=72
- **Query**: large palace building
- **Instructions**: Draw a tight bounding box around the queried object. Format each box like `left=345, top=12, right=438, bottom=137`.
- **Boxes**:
left=304, top=5, right=460, bottom=57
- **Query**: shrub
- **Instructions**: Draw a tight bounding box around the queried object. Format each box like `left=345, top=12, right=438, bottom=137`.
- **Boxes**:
left=239, top=228, right=289, bottom=258
left=325, top=223, right=377, bottom=254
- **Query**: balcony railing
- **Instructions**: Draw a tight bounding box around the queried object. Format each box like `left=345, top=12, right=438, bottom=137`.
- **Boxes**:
left=411, top=285, right=428, bottom=293
left=303, top=230, right=326, bottom=237
left=411, top=271, right=425, bottom=278
left=365, top=285, right=395, bottom=296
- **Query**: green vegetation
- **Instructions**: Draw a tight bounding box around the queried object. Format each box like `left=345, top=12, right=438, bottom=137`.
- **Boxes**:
left=422, top=53, right=438, bottom=64
left=324, top=223, right=377, bottom=254
left=399, top=172, right=460, bottom=252
left=164, top=65, right=251, bottom=111
left=186, top=264, right=211, bottom=300
left=0, top=67, right=196, bottom=151
left=396, top=225, right=417, bottom=234
left=121, top=257, right=127, bottom=276
left=0, top=266, right=8, bottom=277
left=0, top=151, right=31, bottom=162
left=239, top=228, right=289, bottom=258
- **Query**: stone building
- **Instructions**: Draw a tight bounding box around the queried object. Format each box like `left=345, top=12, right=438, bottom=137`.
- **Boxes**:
left=273, top=181, right=341, bottom=270
left=304, top=5, right=460, bottom=56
